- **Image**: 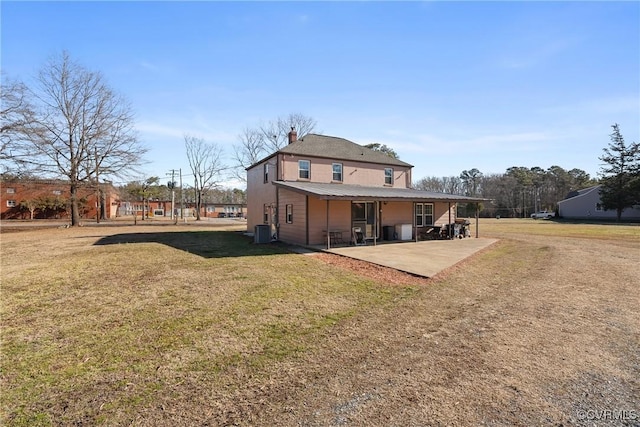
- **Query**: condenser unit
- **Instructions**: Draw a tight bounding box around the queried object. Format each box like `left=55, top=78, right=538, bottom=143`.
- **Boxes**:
left=254, top=224, right=271, bottom=244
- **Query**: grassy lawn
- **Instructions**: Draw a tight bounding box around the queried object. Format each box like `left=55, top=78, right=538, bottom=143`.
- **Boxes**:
left=1, top=220, right=638, bottom=426
left=477, top=217, right=640, bottom=240
left=0, top=225, right=415, bottom=425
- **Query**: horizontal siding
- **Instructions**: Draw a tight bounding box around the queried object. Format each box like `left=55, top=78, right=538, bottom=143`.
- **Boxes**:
left=306, top=199, right=352, bottom=245
left=308, top=197, right=327, bottom=245
left=246, top=160, right=277, bottom=231
left=381, top=202, right=413, bottom=227
left=434, top=202, right=456, bottom=226
left=280, top=156, right=411, bottom=188
left=277, top=190, right=307, bottom=245
left=559, top=189, right=640, bottom=220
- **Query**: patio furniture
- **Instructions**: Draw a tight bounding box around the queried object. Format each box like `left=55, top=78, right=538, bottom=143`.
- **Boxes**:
left=352, top=227, right=366, bottom=246
left=324, top=230, right=345, bottom=246
left=419, top=225, right=443, bottom=240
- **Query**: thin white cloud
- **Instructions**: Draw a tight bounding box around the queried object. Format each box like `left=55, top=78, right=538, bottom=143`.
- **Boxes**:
left=498, top=38, right=576, bottom=69
left=538, top=95, right=640, bottom=116
left=136, top=121, right=185, bottom=140
left=138, top=61, right=160, bottom=73
left=373, top=130, right=553, bottom=155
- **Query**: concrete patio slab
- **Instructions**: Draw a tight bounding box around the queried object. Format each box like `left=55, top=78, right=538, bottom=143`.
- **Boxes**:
left=326, top=238, right=498, bottom=278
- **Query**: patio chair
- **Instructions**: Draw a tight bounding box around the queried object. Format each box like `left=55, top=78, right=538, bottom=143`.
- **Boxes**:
left=352, top=227, right=367, bottom=246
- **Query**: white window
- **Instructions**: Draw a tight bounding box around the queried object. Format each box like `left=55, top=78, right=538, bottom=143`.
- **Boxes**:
left=264, top=164, right=269, bottom=183
left=263, top=204, right=269, bottom=224
left=286, top=204, right=293, bottom=223
left=6, top=200, right=16, bottom=207
left=595, top=203, right=603, bottom=212
left=299, top=160, right=310, bottom=180
left=415, top=203, right=434, bottom=227
left=332, top=163, right=343, bottom=182
left=6, top=188, right=15, bottom=194
left=384, top=168, right=393, bottom=185
left=52, top=190, right=62, bottom=195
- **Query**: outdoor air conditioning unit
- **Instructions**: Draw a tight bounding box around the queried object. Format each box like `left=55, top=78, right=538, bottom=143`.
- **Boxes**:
left=254, top=224, right=271, bottom=244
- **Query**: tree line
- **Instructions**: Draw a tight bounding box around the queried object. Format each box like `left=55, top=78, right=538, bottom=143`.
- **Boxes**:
left=414, top=124, right=639, bottom=220
left=415, top=166, right=597, bottom=218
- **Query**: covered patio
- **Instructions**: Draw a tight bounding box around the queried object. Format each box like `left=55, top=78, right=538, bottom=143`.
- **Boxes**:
left=274, top=181, right=489, bottom=249
left=326, top=237, right=498, bottom=278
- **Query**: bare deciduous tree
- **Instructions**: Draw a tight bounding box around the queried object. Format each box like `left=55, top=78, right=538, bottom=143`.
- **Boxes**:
left=185, top=134, right=225, bottom=220
left=0, top=74, right=34, bottom=164
left=260, top=112, right=317, bottom=152
left=232, top=112, right=317, bottom=182
left=4, top=51, right=146, bottom=226
left=232, top=127, right=265, bottom=182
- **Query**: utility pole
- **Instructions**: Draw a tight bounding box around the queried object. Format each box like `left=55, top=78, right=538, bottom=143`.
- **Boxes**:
left=95, top=147, right=100, bottom=224
left=167, top=169, right=178, bottom=221
left=179, top=168, right=184, bottom=220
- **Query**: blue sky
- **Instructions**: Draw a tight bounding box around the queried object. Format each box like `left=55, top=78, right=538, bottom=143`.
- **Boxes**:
left=2, top=1, right=639, bottom=188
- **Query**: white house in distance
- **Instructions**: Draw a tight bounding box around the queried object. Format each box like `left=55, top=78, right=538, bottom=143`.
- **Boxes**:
left=245, top=128, right=486, bottom=247
left=557, top=185, right=640, bottom=221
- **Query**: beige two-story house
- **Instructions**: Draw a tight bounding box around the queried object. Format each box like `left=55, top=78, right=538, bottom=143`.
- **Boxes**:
left=246, top=129, right=485, bottom=247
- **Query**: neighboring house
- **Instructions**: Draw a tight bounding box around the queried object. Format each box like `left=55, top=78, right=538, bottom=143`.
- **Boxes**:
left=558, top=185, right=640, bottom=221
left=204, top=203, right=246, bottom=218
left=118, top=200, right=246, bottom=219
left=0, top=178, right=118, bottom=220
left=246, top=129, right=485, bottom=246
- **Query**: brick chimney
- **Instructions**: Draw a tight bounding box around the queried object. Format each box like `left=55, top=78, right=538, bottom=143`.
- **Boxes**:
left=287, top=126, right=297, bottom=144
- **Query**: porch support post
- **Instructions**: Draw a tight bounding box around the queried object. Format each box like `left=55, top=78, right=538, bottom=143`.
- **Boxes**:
left=476, top=203, right=479, bottom=238
left=326, top=199, right=330, bottom=249
left=414, top=202, right=418, bottom=243
left=448, top=202, right=452, bottom=239
left=373, top=201, right=377, bottom=246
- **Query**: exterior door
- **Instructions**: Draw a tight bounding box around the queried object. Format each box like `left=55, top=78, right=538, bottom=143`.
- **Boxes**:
left=352, top=202, right=377, bottom=239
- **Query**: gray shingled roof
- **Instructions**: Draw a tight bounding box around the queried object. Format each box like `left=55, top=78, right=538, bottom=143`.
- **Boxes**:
left=278, top=134, right=413, bottom=167
left=273, top=181, right=489, bottom=202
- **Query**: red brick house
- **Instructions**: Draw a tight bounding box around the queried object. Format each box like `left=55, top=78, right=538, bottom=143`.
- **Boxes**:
left=118, top=200, right=246, bottom=219
left=246, top=129, right=485, bottom=247
left=0, top=178, right=118, bottom=220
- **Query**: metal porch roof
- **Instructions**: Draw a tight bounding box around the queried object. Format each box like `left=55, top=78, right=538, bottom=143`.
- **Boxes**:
left=273, top=181, right=489, bottom=203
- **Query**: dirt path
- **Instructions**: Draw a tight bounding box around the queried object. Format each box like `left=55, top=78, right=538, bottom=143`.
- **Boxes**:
left=194, top=233, right=639, bottom=426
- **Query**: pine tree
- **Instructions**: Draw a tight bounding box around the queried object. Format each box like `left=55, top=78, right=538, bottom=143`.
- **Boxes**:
left=598, top=124, right=640, bottom=221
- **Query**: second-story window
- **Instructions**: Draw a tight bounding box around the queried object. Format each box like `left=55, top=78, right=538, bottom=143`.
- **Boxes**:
left=299, top=160, right=310, bottom=180
left=384, top=168, right=394, bottom=185
left=264, top=163, right=269, bottom=183
left=6, top=188, right=15, bottom=194
left=52, top=190, right=62, bottom=195
left=332, top=163, right=343, bottom=182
